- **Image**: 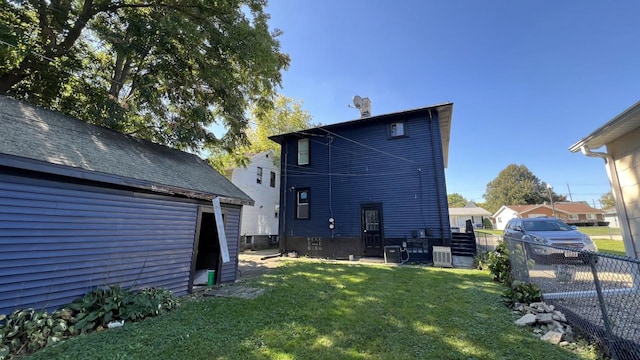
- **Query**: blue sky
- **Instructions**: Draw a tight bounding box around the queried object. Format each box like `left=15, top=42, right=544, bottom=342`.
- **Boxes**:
left=257, top=0, right=640, bottom=207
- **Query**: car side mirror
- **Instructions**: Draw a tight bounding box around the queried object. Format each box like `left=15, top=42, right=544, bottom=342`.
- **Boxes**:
left=514, top=226, right=522, bottom=232
left=570, top=225, right=577, bottom=230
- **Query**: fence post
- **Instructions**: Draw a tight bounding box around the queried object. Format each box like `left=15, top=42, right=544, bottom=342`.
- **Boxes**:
left=588, top=252, right=618, bottom=360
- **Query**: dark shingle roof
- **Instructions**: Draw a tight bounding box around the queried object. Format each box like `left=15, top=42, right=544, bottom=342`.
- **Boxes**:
left=0, top=96, right=252, bottom=205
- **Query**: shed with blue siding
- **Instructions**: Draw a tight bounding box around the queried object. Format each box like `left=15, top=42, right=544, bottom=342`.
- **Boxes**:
left=0, top=96, right=253, bottom=316
left=270, top=103, right=453, bottom=261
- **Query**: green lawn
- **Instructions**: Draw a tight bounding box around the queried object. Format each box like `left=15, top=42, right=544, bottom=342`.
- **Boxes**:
left=476, top=227, right=621, bottom=237
left=594, top=239, right=626, bottom=256
left=28, top=261, right=595, bottom=360
left=575, top=227, right=621, bottom=236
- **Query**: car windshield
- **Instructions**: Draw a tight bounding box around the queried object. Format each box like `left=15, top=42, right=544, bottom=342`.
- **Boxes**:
left=523, top=220, right=572, bottom=231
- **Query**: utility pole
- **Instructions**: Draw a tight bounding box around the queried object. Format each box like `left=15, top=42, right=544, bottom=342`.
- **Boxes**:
left=546, top=183, right=556, bottom=218
left=566, top=184, right=573, bottom=202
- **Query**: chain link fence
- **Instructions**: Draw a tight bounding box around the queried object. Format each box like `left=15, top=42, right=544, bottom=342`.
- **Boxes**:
left=503, top=237, right=640, bottom=360
left=474, top=231, right=501, bottom=253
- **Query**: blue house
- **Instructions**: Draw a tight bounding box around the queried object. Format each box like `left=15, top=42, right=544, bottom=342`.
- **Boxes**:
left=270, top=102, right=455, bottom=261
left=0, top=96, right=253, bottom=315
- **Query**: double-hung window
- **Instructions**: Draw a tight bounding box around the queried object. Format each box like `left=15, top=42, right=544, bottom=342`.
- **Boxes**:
left=390, top=122, right=405, bottom=137
left=256, top=167, right=263, bottom=184
left=297, top=138, right=309, bottom=165
left=270, top=171, right=276, bottom=188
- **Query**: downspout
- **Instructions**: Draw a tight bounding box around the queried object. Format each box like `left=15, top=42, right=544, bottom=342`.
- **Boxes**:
left=429, top=109, right=447, bottom=246
left=580, top=146, right=638, bottom=259
left=279, top=142, right=288, bottom=254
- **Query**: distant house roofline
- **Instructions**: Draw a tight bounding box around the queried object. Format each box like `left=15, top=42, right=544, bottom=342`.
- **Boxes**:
left=269, top=102, right=453, bottom=167
left=495, top=203, right=604, bottom=218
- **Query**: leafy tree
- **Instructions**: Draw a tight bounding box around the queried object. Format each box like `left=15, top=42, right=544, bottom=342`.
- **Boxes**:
left=209, top=95, right=313, bottom=172
left=483, top=164, right=566, bottom=213
left=0, top=0, right=289, bottom=152
left=599, top=191, right=615, bottom=209
left=447, top=193, right=468, bottom=208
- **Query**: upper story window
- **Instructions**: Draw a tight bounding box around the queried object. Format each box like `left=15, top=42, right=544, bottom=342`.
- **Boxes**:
left=270, top=171, right=276, bottom=188
left=297, top=138, right=309, bottom=165
left=256, top=167, right=263, bottom=184
left=390, top=122, right=406, bottom=138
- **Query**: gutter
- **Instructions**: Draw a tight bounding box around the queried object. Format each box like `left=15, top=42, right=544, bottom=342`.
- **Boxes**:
left=580, top=146, right=638, bottom=259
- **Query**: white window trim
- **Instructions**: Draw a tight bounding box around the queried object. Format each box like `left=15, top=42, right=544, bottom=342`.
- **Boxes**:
left=297, top=138, right=309, bottom=165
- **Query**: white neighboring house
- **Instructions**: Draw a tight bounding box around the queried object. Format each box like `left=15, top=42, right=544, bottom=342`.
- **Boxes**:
left=603, top=208, right=620, bottom=228
left=227, top=150, right=280, bottom=249
left=448, top=202, right=492, bottom=231
left=492, top=206, right=521, bottom=230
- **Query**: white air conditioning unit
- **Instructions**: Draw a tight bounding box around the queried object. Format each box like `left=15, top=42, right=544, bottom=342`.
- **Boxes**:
left=432, top=246, right=452, bottom=267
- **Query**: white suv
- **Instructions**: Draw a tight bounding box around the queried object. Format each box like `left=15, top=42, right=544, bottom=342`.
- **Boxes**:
left=503, top=217, right=597, bottom=262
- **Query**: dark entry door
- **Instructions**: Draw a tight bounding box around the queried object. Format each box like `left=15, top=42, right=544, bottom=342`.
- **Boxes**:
left=361, top=203, right=383, bottom=256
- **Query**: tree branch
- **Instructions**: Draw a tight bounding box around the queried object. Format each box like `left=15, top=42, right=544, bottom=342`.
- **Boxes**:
left=58, top=0, right=96, bottom=53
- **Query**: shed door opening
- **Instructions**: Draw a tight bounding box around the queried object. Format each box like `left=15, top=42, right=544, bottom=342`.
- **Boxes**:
left=193, top=212, right=220, bottom=286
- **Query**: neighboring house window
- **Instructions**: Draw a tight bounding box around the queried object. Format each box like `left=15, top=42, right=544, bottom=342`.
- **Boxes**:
left=587, top=213, right=597, bottom=220
left=270, top=171, right=276, bottom=188
left=528, top=213, right=545, bottom=218
left=390, top=122, right=405, bottom=137
left=298, top=138, right=309, bottom=165
left=568, top=214, right=579, bottom=220
left=296, top=189, right=310, bottom=219
left=256, top=167, right=263, bottom=184
left=497, top=217, right=502, bottom=223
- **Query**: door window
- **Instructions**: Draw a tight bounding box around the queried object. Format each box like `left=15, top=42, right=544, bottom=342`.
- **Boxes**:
left=365, top=209, right=379, bottom=231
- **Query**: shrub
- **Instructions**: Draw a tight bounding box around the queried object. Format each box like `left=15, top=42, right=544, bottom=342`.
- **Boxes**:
left=487, top=241, right=512, bottom=286
left=67, top=286, right=180, bottom=332
left=67, top=285, right=132, bottom=333
left=0, top=308, right=75, bottom=359
left=1, top=286, right=179, bottom=359
left=473, top=251, right=490, bottom=270
left=502, top=280, right=542, bottom=307
left=124, top=288, right=180, bottom=321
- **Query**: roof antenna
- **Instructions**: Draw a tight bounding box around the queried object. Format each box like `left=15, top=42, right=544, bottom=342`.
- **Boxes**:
left=348, top=95, right=371, bottom=118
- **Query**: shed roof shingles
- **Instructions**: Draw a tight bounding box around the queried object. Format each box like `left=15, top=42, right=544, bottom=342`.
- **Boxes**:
left=0, top=96, right=252, bottom=204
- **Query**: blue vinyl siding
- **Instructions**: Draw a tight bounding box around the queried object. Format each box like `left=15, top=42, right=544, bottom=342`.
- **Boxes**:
left=220, top=206, right=241, bottom=283
left=0, top=173, right=198, bottom=315
left=281, top=111, right=450, bottom=241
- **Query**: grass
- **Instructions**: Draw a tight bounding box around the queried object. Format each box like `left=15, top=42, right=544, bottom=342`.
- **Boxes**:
left=594, top=239, right=626, bottom=256
left=27, top=261, right=596, bottom=360
left=575, top=227, right=621, bottom=236
left=476, top=227, right=621, bottom=237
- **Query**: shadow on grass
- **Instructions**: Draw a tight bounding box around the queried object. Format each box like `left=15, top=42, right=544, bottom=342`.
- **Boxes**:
left=28, top=262, right=587, bottom=360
